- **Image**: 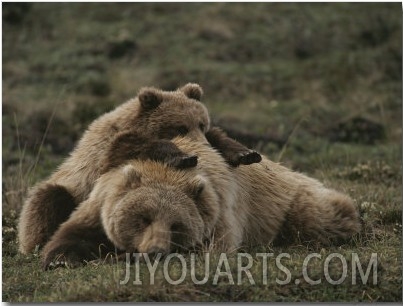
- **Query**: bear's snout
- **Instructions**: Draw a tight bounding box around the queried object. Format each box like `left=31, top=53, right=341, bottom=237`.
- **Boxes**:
left=137, top=221, right=171, bottom=255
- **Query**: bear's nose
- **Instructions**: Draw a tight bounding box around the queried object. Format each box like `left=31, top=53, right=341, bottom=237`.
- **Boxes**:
left=138, top=221, right=171, bottom=255
left=147, top=246, right=168, bottom=258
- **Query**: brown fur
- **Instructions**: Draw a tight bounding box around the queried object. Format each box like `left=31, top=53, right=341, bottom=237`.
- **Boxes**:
left=18, top=83, right=261, bottom=254
left=18, top=184, right=77, bottom=254
left=102, top=131, right=198, bottom=172
left=205, top=127, right=262, bottom=166
left=41, top=137, right=360, bottom=269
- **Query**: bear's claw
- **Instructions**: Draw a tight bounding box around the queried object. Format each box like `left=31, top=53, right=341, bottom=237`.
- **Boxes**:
left=47, top=260, right=68, bottom=270
left=44, top=256, right=83, bottom=270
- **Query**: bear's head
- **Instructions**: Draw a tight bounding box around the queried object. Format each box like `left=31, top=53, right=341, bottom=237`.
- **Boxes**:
left=136, top=83, right=210, bottom=143
left=100, top=160, right=221, bottom=255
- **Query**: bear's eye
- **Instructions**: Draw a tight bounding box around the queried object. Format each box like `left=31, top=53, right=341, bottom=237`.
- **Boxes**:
left=177, top=125, right=189, bottom=136
left=194, top=184, right=204, bottom=200
left=171, top=222, right=185, bottom=233
left=199, top=123, right=205, bottom=132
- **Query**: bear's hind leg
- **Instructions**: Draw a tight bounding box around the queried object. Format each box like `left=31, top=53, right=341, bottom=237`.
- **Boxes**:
left=321, top=192, right=361, bottom=244
left=275, top=189, right=361, bottom=246
left=18, top=183, right=76, bottom=254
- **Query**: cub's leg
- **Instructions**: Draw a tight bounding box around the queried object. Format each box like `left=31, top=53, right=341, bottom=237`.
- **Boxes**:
left=102, top=130, right=198, bottom=173
left=41, top=199, right=113, bottom=270
left=206, top=127, right=262, bottom=167
left=18, top=183, right=76, bottom=254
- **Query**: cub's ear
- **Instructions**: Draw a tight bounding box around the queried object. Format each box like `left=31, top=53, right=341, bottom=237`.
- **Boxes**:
left=179, top=83, right=203, bottom=101
left=138, top=87, right=163, bottom=111
left=123, top=164, right=142, bottom=188
left=188, top=175, right=206, bottom=201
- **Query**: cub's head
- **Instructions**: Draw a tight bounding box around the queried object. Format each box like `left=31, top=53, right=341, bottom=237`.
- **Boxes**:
left=136, top=83, right=210, bottom=142
left=101, top=162, right=220, bottom=255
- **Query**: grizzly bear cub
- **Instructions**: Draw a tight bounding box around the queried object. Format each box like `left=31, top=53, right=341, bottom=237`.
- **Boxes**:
left=41, top=136, right=360, bottom=269
left=18, top=83, right=261, bottom=254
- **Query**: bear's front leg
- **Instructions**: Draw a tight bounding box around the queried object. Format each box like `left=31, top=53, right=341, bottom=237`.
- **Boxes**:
left=102, top=130, right=198, bottom=173
left=42, top=222, right=113, bottom=270
left=41, top=197, right=113, bottom=270
left=206, top=127, right=262, bottom=167
left=147, top=139, right=198, bottom=169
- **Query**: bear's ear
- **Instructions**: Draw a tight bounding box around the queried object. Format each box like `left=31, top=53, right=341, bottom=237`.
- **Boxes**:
left=179, top=83, right=203, bottom=101
left=138, top=87, right=163, bottom=111
left=188, top=175, right=206, bottom=201
left=123, top=164, right=142, bottom=188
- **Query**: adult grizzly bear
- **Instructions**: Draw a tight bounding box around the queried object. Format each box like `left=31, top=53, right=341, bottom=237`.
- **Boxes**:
left=41, top=136, right=360, bottom=269
left=18, top=83, right=261, bottom=254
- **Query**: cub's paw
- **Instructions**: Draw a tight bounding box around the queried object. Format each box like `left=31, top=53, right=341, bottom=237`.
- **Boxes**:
left=168, top=155, right=198, bottom=169
left=228, top=150, right=262, bottom=167
left=238, top=150, right=262, bottom=165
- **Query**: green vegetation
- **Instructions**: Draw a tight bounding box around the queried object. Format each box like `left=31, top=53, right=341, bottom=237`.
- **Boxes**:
left=2, top=2, right=401, bottom=302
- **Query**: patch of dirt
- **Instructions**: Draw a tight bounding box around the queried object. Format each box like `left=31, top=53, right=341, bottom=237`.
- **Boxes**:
left=213, top=119, right=286, bottom=150
left=327, top=116, right=386, bottom=144
left=107, top=39, right=138, bottom=59
left=16, top=110, right=78, bottom=155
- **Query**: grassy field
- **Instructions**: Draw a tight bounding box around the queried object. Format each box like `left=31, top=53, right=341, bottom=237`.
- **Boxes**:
left=2, top=2, right=402, bottom=302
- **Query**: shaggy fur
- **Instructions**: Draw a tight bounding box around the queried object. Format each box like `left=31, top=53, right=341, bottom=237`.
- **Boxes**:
left=18, top=184, right=76, bottom=254
left=41, top=137, right=360, bottom=269
left=18, top=83, right=261, bottom=254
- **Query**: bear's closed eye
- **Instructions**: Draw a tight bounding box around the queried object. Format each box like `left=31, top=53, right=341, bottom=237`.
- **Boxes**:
left=140, top=215, right=152, bottom=227
left=177, top=125, right=189, bottom=136
left=171, top=222, right=185, bottom=233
